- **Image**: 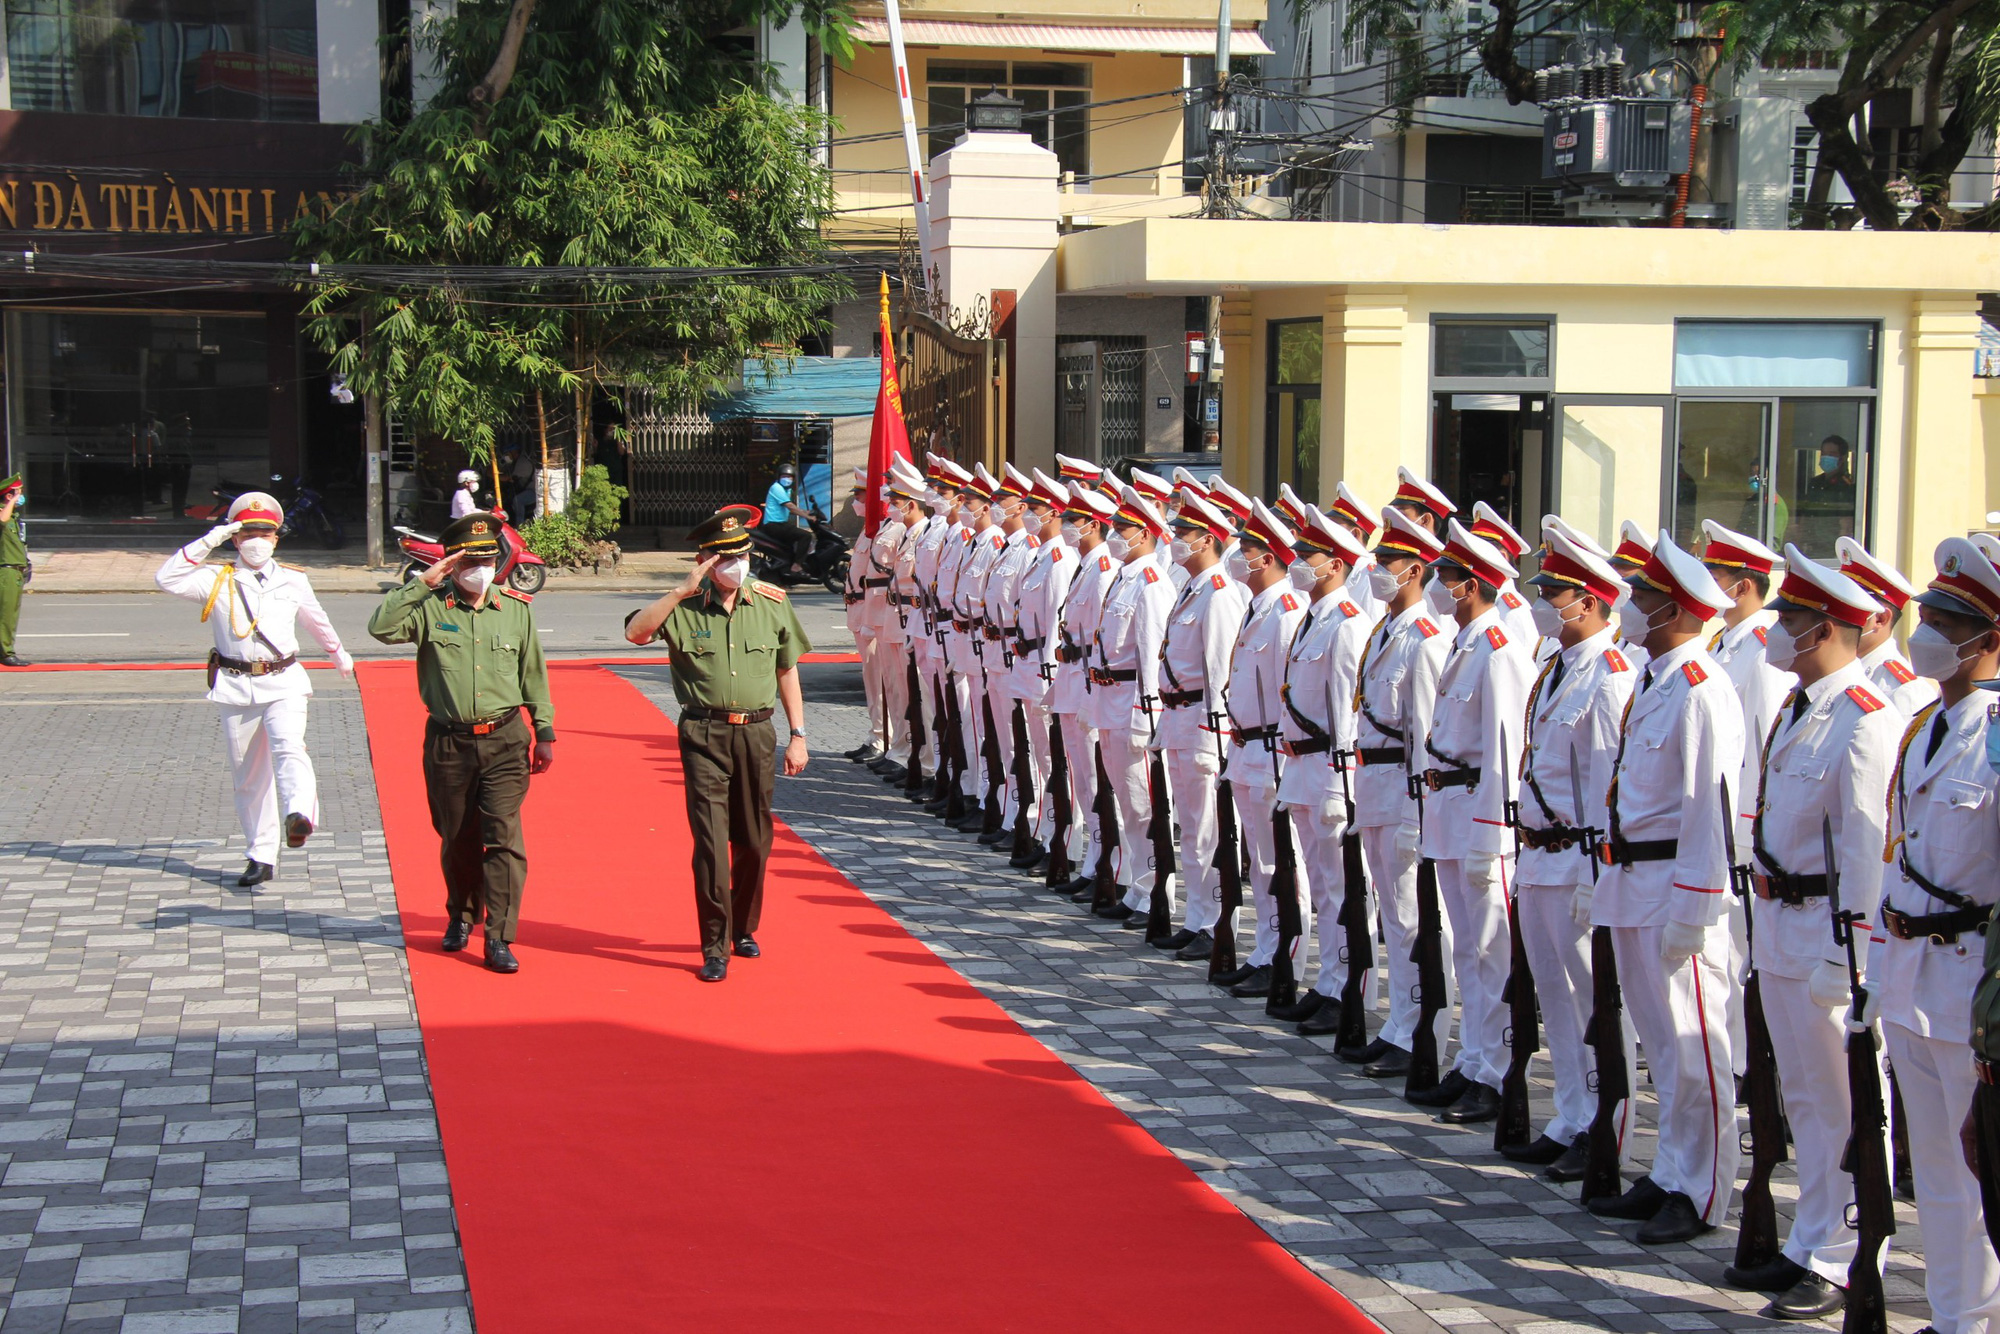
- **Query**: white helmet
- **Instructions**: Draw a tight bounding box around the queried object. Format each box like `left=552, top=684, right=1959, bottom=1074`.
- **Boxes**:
left=456, top=469, right=480, bottom=488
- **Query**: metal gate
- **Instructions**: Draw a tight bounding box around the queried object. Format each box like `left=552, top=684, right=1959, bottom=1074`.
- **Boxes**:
left=624, top=390, right=751, bottom=527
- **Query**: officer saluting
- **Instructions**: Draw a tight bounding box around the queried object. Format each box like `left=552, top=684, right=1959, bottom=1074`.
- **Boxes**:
left=158, top=491, right=353, bottom=887
left=369, top=511, right=554, bottom=973
left=0, top=474, right=28, bottom=667
left=626, top=505, right=810, bottom=983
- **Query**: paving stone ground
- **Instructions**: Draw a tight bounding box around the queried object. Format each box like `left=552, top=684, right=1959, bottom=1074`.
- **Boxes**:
left=617, top=660, right=1938, bottom=1334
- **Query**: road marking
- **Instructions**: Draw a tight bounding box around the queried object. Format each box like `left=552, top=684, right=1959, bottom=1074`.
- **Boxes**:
left=18, top=632, right=132, bottom=638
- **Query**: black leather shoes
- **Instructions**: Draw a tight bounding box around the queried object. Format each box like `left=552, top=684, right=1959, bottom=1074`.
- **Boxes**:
left=951, top=807, right=986, bottom=833
left=1724, top=1254, right=1808, bottom=1293
left=1008, top=840, right=1047, bottom=869
left=1267, top=989, right=1327, bottom=1023
left=1499, top=1133, right=1568, bottom=1165
left=1361, top=1044, right=1413, bottom=1078
left=1228, top=965, right=1274, bottom=998
left=1439, top=1082, right=1501, bottom=1124
left=1070, top=882, right=1101, bottom=904
left=865, top=755, right=897, bottom=773
left=284, top=813, right=314, bottom=849
left=1095, top=903, right=1134, bottom=921
left=0, top=653, right=29, bottom=667
left=1339, top=1037, right=1390, bottom=1065
left=441, top=920, right=472, bottom=952
left=1765, top=1272, right=1844, bottom=1320
left=1174, top=930, right=1215, bottom=961
left=237, top=860, right=273, bottom=887
left=1406, top=1069, right=1472, bottom=1108
left=1636, top=1192, right=1712, bottom=1244
left=1297, top=1002, right=1349, bottom=1036
left=976, top=827, right=1009, bottom=846
left=1119, top=911, right=1152, bottom=931
left=1544, top=1133, right=1592, bottom=1182
left=847, top=743, right=883, bottom=763
left=876, top=763, right=907, bottom=784
left=1212, top=963, right=1258, bottom=988
left=484, top=940, right=519, bottom=974
left=732, top=935, right=760, bottom=958
left=1154, top=928, right=1199, bottom=952
left=1587, top=1175, right=1669, bottom=1220
left=698, top=958, right=728, bottom=982
left=1058, top=875, right=1094, bottom=897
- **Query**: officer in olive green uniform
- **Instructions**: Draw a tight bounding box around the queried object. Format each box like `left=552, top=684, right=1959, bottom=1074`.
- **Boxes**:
left=0, top=474, right=30, bottom=667
left=369, top=512, right=555, bottom=974
left=626, top=504, right=811, bottom=983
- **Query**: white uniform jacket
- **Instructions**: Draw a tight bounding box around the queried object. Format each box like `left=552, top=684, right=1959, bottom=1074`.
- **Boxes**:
left=1275, top=590, right=1371, bottom=817
left=1594, top=638, right=1747, bottom=930
left=1869, top=692, right=2000, bottom=1043
left=1087, top=557, right=1175, bottom=738
left=1156, top=566, right=1248, bottom=753
left=156, top=544, right=343, bottom=705
left=1353, top=604, right=1451, bottom=829
left=1049, top=546, right=1117, bottom=717
left=1010, top=536, right=1075, bottom=700
left=1419, top=606, right=1535, bottom=860
left=1862, top=639, right=1938, bottom=718
left=1749, top=661, right=1900, bottom=981
left=1495, top=583, right=1541, bottom=653
left=1517, top=627, right=1639, bottom=889
left=1344, top=553, right=1383, bottom=624
left=866, top=519, right=911, bottom=642
left=1224, top=583, right=1309, bottom=790
left=1712, top=610, right=1795, bottom=844
left=985, top=528, right=1038, bottom=668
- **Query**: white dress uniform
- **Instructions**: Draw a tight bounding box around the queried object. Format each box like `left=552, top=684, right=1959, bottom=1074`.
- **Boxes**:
left=1752, top=649, right=1901, bottom=1284
left=983, top=524, right=1039, bottom=833
left=843, top=494, right=884, bottom=755
left=1088, top=547, right=1176, bottom=907
left=891, top=510, right=933, bottom=773
left=952, top=517, right=1005, bottom=799
left=1011, top=530, right=1075, bottom=849
left=1594, top=631, right=1745, bottom=1228
left=1159, top=564, right=1249, bottom=933
left=1052, top=540, right=1118, bottom=876
left=865, top=515, right=912, bottom=766
left=1862, top=638, right=1938, bottom=716
left=156, top=527, right=347, bottom=868
left=1517, top=625, right=1638, bottom=1147
left=1226, top=580, right=1311, bottom=967
left=938, top=518, right=985, bottom=800
left=1418, top=597, right=1534, bottom=1092
left=1874, top=684, right=2000, bottom=1334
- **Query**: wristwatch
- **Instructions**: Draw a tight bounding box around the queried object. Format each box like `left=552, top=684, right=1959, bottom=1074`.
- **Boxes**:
left=790, top=727, right=808, bottom=740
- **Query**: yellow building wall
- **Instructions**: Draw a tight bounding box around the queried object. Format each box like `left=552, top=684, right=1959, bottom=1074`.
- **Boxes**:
left=1979, top=380, right=2000, bottom=529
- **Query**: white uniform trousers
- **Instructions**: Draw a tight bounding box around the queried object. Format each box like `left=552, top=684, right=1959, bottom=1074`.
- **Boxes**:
left=879, top=637, right=913, bottom=764
left=1763, top=972, right=1883, bottom=1283
left=1298, top=804, right=1373, bottom=1002
left=1436, top=856, right=1512, bottom=1089
left=1516, top=882, right=1601, bottom=1145
left=1099, top=729, right=1160, bottom=909
left=907, top=646, right=937, bottom=772
left=1724, top=894, right=1749, bottom=1077
left=1018, top=694, right=1051, bottom=843
left=1612, top=923, right=1740, bottom=1226
left=1167, top=746, right=1223, bottom=933
left=1056, top=712, right=1102, bottom=875
left=1231, top=779, right=1309, bottom=969
left=857, top=628, right=885, bottom=751
left=1360, top=821, right=1448, bottom=1053
left=1884, top=1019, right=2000, bottom=1334
left=986, top=672, right=1026, bottom=833
left=219, top=696, right=317, bottom=865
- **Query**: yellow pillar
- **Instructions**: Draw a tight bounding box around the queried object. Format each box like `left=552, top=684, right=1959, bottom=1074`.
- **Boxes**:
left=1321, top=287, right=1409, bottom=513
left=1219, top=293, right=1255, bottom=486
left=1900, top=293, right=1982, bottom=577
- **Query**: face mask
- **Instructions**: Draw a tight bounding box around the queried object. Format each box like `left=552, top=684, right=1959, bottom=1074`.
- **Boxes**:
left=1169, top=538, right=1193, bottom=564
left=1368, top=564, right=1404, bottom=601
left=453, top=563, right=495, bottom=599
left=850, top=499, right=865, bottom=518
left=1060, top=521, right=1081, bottom=546
left=1612, top=585, right=1635, bottom=617
left=1762, top=619, right=1806, bottom=671
left=1225, top=552, right=1251, bottom=582
left=236, top=537, right=275, bottom=567
left=1907, top=623, right=1978, bottom=681
left=711, top=557, right=750, bottom=589
left=1820, top=455, right=1842, bottom=474
left=1105, top=534, right=1130, bottom=562
left=1531, top=597, right=1576, bottom=638
left=1288, top=561, right=1317, bottom=592
left=1424, top=576, right=1458, bottom=617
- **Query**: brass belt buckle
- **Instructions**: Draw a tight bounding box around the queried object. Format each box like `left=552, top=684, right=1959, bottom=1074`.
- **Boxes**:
left=1422, top=771, right=1443, bottom=793
left=726, top=710, right=749, bottom=724
left=250, top=661, right=268, bottom=676
left=471, top=721, right=495, bottom=735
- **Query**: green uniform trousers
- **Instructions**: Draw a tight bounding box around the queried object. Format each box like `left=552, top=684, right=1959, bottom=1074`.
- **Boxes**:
left=423, top=710, right=531, bottom=943
left=0, top=566, right=21, bottom=657
left=678, top=715, right=775, bottom=962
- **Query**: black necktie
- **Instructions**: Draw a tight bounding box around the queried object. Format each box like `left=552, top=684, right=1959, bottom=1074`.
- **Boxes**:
left=1925, top=708, right=1949, bottom=763
left=1790, top=690, right=1810, bottom=728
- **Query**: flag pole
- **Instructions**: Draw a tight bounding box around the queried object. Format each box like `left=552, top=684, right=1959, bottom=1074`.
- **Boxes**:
left=882, top=0, right=934, bottom=291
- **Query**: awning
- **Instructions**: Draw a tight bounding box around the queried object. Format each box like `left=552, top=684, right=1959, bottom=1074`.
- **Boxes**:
left=849, top=17, right=1274, bottom=56
left=709, top=356, right=882, bottom=419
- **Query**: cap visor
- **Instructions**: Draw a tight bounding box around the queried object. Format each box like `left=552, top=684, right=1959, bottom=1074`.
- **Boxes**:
left=1524, top=570, right=1575, bottom=591
left=1915, top=587, right=1992, bottom=621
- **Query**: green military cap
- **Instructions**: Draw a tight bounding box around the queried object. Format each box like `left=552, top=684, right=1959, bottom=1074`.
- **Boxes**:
left=440, top=510, right=505, bottom=557
left=689, top=504, right=758, bottom=557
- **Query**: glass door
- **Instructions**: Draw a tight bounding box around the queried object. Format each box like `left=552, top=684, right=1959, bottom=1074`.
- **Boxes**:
left=1547, top=395, right=1671, bottom=554
left=1673, top=399, right=1774, bottom=550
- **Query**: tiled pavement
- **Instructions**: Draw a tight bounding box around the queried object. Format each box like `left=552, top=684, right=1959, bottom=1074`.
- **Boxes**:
left=618, top=660, right=1936, bottom=1334
left=0, top=671, right=471, bottom=1334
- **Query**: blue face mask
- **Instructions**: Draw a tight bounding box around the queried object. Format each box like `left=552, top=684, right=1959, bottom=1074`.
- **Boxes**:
left=1819, top=455, right=1841, bottom=474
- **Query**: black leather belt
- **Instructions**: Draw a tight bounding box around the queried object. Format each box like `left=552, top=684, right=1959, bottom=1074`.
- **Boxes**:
left=1088, top=668, right=1137, bottom=686
left=863, top=578, right=890, bottom=589
left=1055, top=645, right=1083, bottom=664
left=1233, top=725, right=1279, bottom=747
left=1291, top=737, right=1331, bottom=755
left=983, top=626, right=1004, bottom=640
left=1753, top=871, right=1830, bottom=905
left=952, top=619, right=974, bottom=633
left=212, top=651, right=297, bottom=677
left=1520, top=824, right=1588, bottom=852
left=1603, top=836, right=1678, bottom=867
left=1161, top=688, right=1203, bottom=709
left=684, top=706, right=775, bottom=725
left=1016, top=636, right=1045, bottom=652
left=429, top=711, right=520, bottom=736
left=1883, top=901, right=1989, bottom=945
left=1358, top=746, right=1405, bottom=766
left=1416, top=767, right=1479, bottom=792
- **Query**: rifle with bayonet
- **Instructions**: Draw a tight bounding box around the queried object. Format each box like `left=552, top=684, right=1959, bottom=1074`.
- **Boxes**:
left=1209, top=708, right=1245, bottom=982
left=1405, top=762, right=1446, bottom=1098
left=1261, top=664, right=1302, bottom=1013
left=979, top=692, right=1005, bottom=838
left=1044, top=716, right=1075, bottom=889
left=1089, top=741, right=1121, bottom=915
left=942, top=674, right=969, bottom=822
left=1145, top=701, right=1176, bottom=945
left=1726, top=778, right=1784, bottom=1271
left=1495, top=733, right=1538, bottom=1153
left=1574, top=746, right=1628, bottom=1205
left=1010, top=701, right=1036, bottom=862
left=904, top=652, right=927, bottom=797
left=1330, top=673, right=1372, bottom=1054
left=1828, top=813, right=1893, bottom=1334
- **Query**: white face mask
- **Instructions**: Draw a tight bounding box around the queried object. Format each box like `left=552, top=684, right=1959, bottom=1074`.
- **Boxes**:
left=1169, top=538, right=1193, bottom=564
left=1424, top=575, right=1458, bottom=617
left=1224, top=551, right=1251, bottom=583
left=1368, top=564, right=1404, bottom=601
left=453, top=563, right=495, bottom=599
left=236, top=537, right=275, bottom=567
left=1105, top=534, right=1130, bottom=562
left=1288, top=561, right=1317, bottom=591
left=1762, top=619, right=1809, bottom=672
left=1060, top=521, right=1082, bottom=546
left=1906, top=623, right=1976, bottom=681
left=712, top=557, right=750, bottom=589
left=850, top=499, right=865, bottom=518
left=1530, top=598, right=1567, bottom=638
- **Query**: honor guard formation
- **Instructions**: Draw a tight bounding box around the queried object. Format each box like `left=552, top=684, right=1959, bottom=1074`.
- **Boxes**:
left=842, top=452, right=2000, bottom=1331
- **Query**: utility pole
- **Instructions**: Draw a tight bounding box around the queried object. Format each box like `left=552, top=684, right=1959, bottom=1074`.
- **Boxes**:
left=364, top=391, right=385, bottom=568
left=1207, top=0, right=1235, bottom=218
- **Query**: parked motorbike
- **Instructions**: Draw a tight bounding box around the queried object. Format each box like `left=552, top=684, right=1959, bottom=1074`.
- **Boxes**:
left=204, top=475, right=347, bottom=549
left=747, top=505, right=849, bottom=594
left=395, top=518, right=547, bottom=594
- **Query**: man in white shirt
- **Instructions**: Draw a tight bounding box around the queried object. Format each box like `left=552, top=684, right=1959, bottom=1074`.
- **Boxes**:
left=1006, top=470, right=1077, bottom=870
left=1050, top=484, right=1120, bottom=900
left=1838, top=537, right=1939, bottom=717
left=451, top=469, right=481, bottom=520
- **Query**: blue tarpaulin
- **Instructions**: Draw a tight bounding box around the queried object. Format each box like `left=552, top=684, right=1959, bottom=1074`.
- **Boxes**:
left=709, top=356, right=882, bottom=418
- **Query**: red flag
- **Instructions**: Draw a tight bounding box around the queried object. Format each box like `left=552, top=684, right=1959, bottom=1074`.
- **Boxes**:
left=864, top=272, right=912, bottom=537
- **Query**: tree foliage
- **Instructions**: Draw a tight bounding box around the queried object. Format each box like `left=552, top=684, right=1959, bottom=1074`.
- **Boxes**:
left=295, top=0, right=856, bottom=457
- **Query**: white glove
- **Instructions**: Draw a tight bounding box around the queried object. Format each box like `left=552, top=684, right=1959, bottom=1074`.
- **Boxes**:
left=201, top=521, right=243, bottom=549
left=333, top=648, right=355, bottom=678
left=1847, top=983, right=1881, bottom=1034
left=1571, top=884, right=1594, bottom=930
left=1466, top=848, right=1504, bottom=892
left=1809, top=958, right=1851, bottom=1010
left=1659, top=920, right=1706, bottom=971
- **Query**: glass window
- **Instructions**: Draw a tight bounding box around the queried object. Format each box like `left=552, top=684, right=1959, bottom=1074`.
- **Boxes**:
left=1777, top=399, right=1870, bottom=553
left=1268, top=320, right=1322, bottom=497
left=6, top=0, right=319, bottom=121
left=1271, top=321, right=1323, bottom=386
left=1434, top=321, right=1550, bottom=380
left=1670, top=396, right=1872, bottom=558
left=1672, top=400, right=1771, bottom=550
left=1673, top=321, right=1875, bottom=388
left=925, top=60, right=1090, bottom=177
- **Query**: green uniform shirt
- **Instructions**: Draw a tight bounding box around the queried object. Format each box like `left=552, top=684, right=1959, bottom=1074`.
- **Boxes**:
left=653, top=579, right=810, bottom=713
left=368, top=580, right=555, bottom=741
left=1974, top=908, right=2000, bottom=1062
left=0, top=516, right=24, bottom=567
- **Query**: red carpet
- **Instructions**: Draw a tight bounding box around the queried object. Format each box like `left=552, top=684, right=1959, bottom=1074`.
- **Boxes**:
left=358, top=661, right=1369, bottom=1331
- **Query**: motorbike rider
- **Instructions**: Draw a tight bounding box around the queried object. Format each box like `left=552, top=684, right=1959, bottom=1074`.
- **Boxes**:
left=452, top=470, right=482, bottom=521
left=761, top=463, right=816, bottom=572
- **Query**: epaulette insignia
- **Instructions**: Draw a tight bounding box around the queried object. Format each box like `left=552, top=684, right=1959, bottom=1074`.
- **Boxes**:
left=1142, top=566, right=1159, bottom=584
left=752, top=581, right=787, bottom=602
left=1846, top=683, right=1885, bottom=713
left=1211, top=573, right=1227, bottom=591
left=1753, top=625, right=1768, bottom=645
left=990, top=534, right=1004, bottom=550
left=1098, top=556, right=1112, bottom=573
left=1280, top=593, right=1299, bottom=612
left=1681, top=660, right=1708, bottom=687
left=1501, top=591, right=1523, bottom=609
left=279, top=562, right=306, bottom=572
left=1885, top=659, right=1916, bottom=684
left=1415, top=617, right=1440, bottom=638
left=1026, top=535, right=1041, bottom=549
left=1603, top=647, right=1632, bottom=673
left=1050, top=546, right=1065, bottom=561
left=501, top=587, right=534, bottom=603
left=1486, top=626, right=1508, bottom=650
left=1339, top=600, right=1360, bottom=617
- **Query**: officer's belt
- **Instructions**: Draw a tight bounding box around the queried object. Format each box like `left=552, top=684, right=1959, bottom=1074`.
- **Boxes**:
left=1161, top=688, right=1203, bottom=709
left=683, top=705, right=775, bottom=725
left=1015, top=635, right=1045, bottom=652
left=843, top=592, right=862, bottom=606
left=1232, top=725, right=1279, bottom=747
left=1519, top=823, right=1589, bottom=853
left=1602, top=836, right=1678, bottom=867
left=982, top=626, right=1004, bottom=640
left=1416, top=766, right=1480, bottom=792
left=952, top=618, right=974, bottom=632
left=1088, top=667, right=1137, bottom=686
left=1357, top=746, right=1406, bottom=766
left=1290, top=736, right=1332, bottom=755
left=1752, top=870, right=1829, bottom=905
left=862, top=577, right=891, bottom=589
left=211, top=650, right=297, bottom=677
left=1882, top=899, right=1989, bottom=945
left=429, top=711, right=519, bottom=736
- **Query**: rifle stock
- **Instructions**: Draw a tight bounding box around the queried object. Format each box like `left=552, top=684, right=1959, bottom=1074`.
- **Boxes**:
left=1010, top=702, right=1034, bottom=860
left=1333, top=829, right=1372, bottom=1051
left=903, top=655, right=927, bottom=796
left=1734, top=969, right=1785, bottom=1269
left=943, top=678, right=969, bottom=821
left=1494, top=899, right=1539, bottom=1152
left=1406, top=853, right=1445, bottom=1097
left=980, top=694, right=1005, bottom=837
left=1266, top=804, right=1302, bottom=1012
left=1829, top=814, right=1894, bottom=1334
left=1089, top=742, right=1121, bottom=914
left=1210, top=779, right=1244, bottom=982
left=1580, top=925, right=1629, bottom=1203
left=1044, top=718, right=1074, bottom=888
left=1146, top=751, right=1175, bottom=943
